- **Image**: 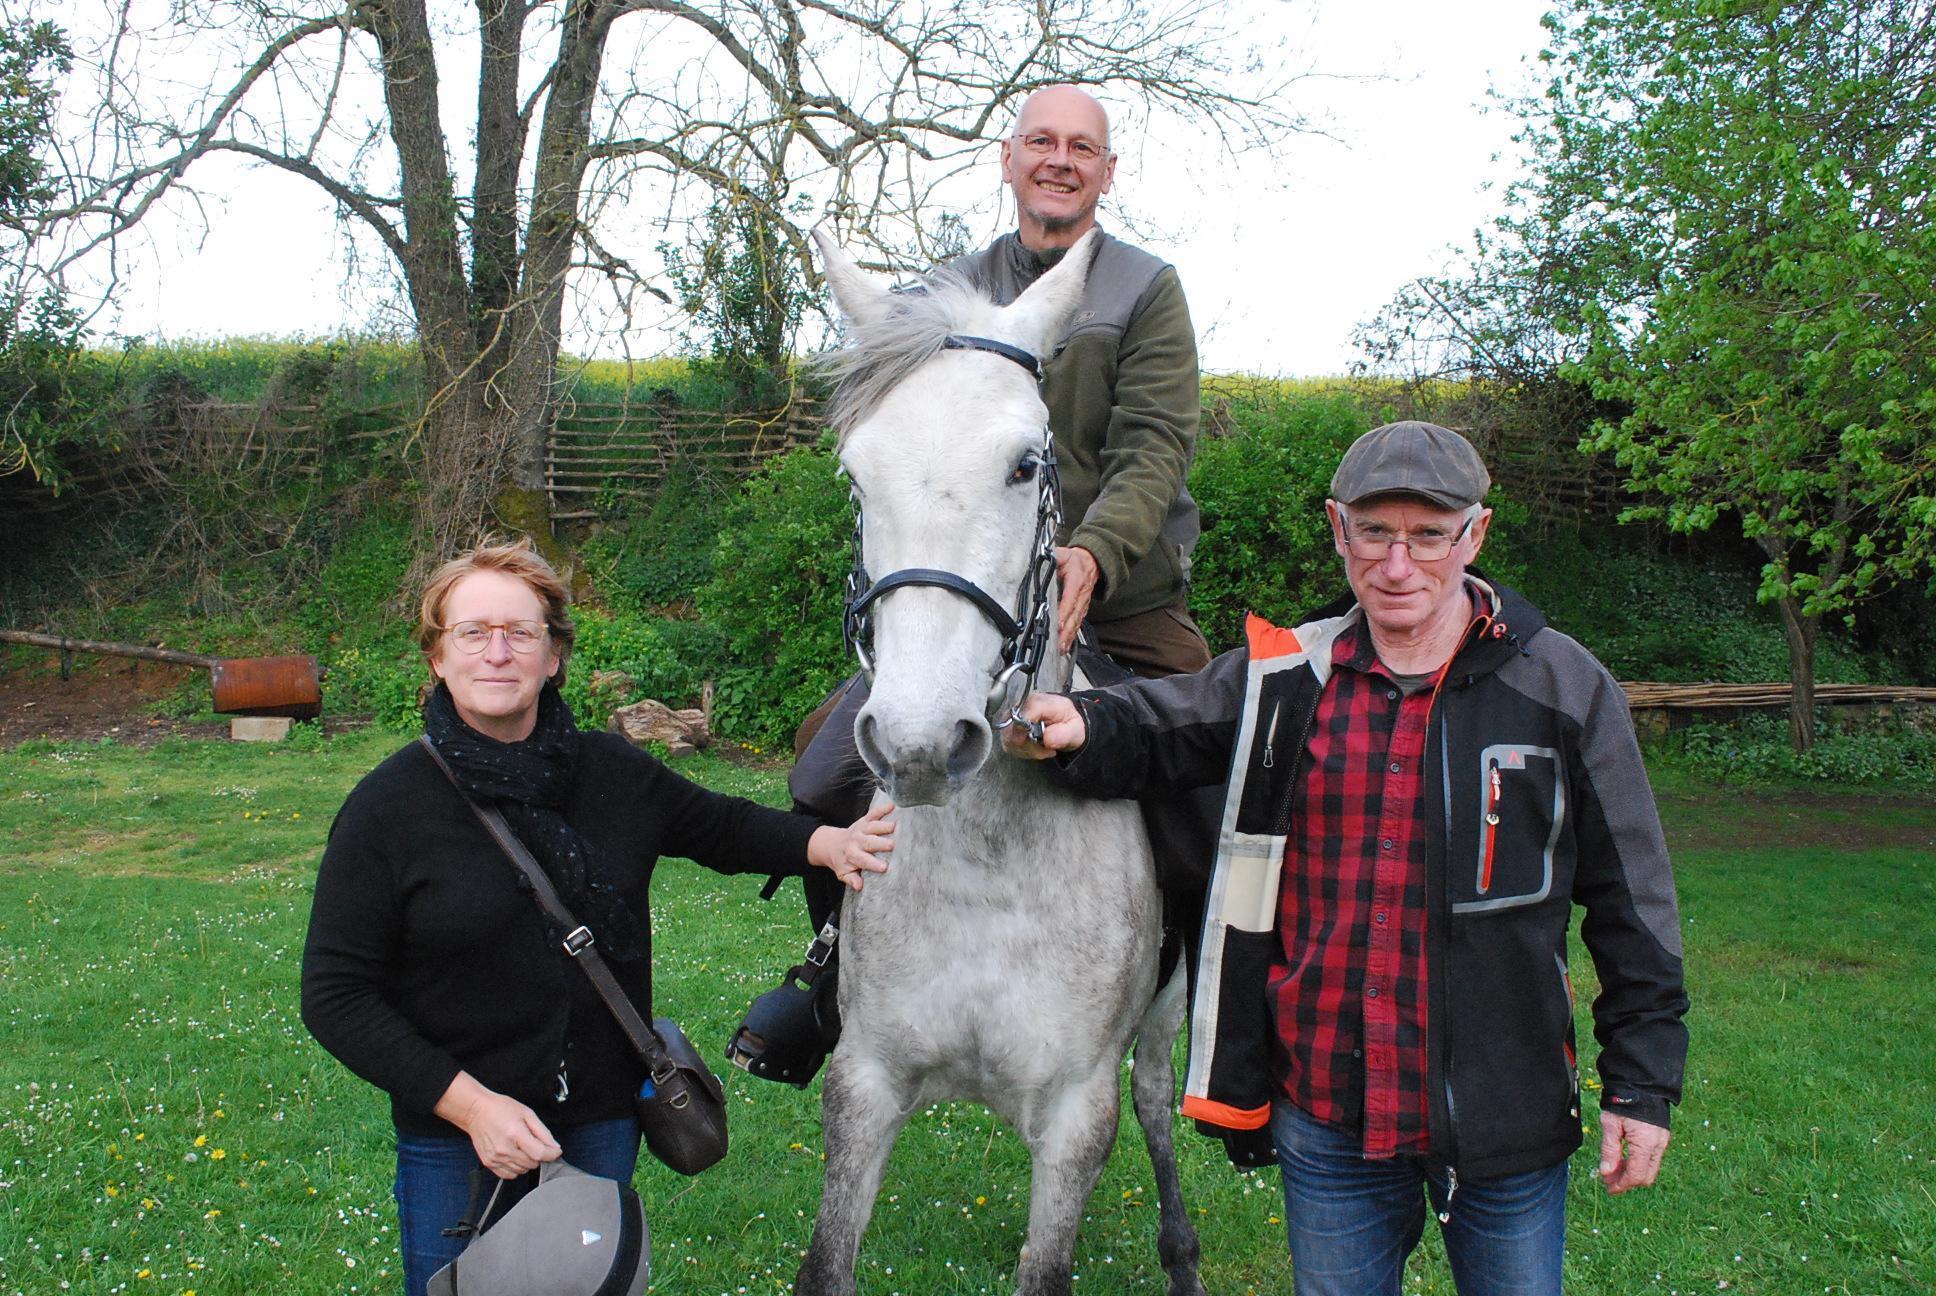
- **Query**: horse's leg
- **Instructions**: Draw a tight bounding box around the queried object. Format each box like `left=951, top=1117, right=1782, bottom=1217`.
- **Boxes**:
left=795, top=1051, right=911, bottom=1296
left=1011, top=1068, right=1122, bottom=1296
left=1131, top=963, right=1207, bottom=1296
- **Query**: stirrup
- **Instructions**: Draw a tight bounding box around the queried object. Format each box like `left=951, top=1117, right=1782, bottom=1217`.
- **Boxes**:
left=726, top=922, right=842, bottom=1087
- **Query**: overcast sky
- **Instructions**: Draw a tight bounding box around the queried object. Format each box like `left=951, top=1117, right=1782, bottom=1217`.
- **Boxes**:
left=88, top=0, right=1553, bottom=378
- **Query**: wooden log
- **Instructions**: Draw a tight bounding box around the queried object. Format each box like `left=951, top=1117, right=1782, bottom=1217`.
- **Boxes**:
left=0, top=629, right=217, bottom=668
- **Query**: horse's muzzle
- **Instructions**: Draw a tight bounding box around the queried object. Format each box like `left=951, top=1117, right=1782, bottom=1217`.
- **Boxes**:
left=854, top=709, right=992, bottom=806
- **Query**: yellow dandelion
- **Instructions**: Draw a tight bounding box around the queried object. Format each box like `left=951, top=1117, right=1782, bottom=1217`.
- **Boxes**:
left=210, top=1149, right=227, bottom=1161
left=193, top=1135, right=207, bottom=1148
left=307, top=1186, right=317, bottom=1195
left=142, top=1198, right=157, bottom=1210
left=214, top=1109, right=226, bottom=1119
left=976, top=1195, right=987, bottom=1206
left=137, top=1269, right=152, bottom=1279
left=204, top=1208, right=221, bottom=1220
left=135, top=1133, right=146, bottom=1141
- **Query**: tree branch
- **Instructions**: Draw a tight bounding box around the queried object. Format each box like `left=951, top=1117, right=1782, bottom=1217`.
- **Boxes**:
left=204, top=139, right=408, bottom=262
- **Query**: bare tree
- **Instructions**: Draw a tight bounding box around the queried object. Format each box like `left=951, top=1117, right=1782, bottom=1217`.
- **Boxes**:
left=26, top=0, right=1306, bottom=555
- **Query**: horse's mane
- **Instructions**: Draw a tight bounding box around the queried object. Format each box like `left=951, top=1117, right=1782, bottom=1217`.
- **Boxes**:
left=817, top=268, right=992, bottom=443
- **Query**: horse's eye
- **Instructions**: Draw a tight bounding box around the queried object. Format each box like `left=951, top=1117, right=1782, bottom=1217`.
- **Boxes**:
left=1009, top=456, right=1039, bottom=485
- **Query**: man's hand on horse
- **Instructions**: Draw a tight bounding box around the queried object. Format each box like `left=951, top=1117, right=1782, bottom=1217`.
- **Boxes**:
left=1002, top=693, right=1089, bottom=760
left=809, top=801, right=896, bottom=892
left=1053, top=546, right=1100, bottom=653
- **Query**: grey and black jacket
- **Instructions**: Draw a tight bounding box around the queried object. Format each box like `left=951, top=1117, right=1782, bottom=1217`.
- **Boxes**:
left=1053, top=575, right=1689, bottom=1178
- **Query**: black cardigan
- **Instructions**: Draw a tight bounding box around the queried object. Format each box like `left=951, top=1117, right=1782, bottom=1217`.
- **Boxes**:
left=300, top=732, right=816, bottom=1137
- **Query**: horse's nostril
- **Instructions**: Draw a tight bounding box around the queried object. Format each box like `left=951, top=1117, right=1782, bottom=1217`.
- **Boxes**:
left=854, top=711, right=890, bottom=782
left=944, top=717, right=992, bottom=781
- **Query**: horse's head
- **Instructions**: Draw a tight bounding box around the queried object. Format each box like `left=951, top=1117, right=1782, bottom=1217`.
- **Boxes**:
left=815, top=227, right=1097, bottom=806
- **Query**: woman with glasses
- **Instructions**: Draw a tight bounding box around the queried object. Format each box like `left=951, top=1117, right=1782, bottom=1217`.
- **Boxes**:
left=300, top=540, right=893, bottom=1296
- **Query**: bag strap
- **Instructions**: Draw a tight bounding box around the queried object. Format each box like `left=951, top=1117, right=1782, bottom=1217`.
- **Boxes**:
left=417, top=736, right=675, bottom=1078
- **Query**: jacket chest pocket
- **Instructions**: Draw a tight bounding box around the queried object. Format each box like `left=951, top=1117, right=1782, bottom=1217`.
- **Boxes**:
left=1452, top=742, right=1564, bottom=914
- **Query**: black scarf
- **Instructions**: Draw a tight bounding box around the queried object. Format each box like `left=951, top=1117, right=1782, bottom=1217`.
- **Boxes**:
left=423, top=682, right=646, bottom=963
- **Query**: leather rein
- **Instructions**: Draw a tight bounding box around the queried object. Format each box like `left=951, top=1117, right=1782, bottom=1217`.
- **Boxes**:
left=841, top=334, right=1062, bottom=728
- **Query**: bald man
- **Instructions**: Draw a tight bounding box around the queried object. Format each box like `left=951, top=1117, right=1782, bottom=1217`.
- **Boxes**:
left=960, top=84, right=1209, bottom=673
left=733, top=86, right=1212, bottom=1086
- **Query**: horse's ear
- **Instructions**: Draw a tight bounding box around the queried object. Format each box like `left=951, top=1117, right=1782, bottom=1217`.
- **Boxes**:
left=814, top=227, right=899, bottom=332
left=997, top=229, right=1099, bottom=357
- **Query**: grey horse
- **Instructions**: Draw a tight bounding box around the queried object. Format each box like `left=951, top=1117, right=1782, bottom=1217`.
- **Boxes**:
left=793, top=228, right=1205, bottom=1296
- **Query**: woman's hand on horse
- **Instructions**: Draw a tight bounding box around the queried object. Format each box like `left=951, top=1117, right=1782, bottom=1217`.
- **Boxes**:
left=435, top=1071, right=562, bottom=1179
left=810, top=801, right=896, bottom=891
left=1002, top=693, right=1088, bottom=759
left=1054, top=546, right=1100, bottom=652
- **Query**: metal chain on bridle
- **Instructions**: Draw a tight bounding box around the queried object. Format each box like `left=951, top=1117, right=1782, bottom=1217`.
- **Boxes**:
left=841, top=334, right=1063, bottom=732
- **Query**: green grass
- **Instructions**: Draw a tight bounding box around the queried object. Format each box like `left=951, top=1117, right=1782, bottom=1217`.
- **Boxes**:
left=3, top=734, right=1933, bottom=1294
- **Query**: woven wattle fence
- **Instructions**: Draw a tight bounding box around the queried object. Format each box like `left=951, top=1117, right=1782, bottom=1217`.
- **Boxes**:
left=1620, top=682, right=1936, bottom=709
left=544, top=397, right=826, bottom=519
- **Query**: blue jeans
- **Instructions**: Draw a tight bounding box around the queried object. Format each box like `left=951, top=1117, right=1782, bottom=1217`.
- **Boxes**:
left=393, top=1117, right=642, bottom=1296
left=1272, top=1101, right=1568, bottom=1296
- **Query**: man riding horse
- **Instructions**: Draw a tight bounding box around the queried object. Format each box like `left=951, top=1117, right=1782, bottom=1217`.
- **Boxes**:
left=735, top=85, right=1213, bottom=1081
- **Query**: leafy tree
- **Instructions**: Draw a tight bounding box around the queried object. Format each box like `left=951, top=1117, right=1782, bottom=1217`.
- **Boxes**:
left=0, top=19, right=106, bottom=488
left=663, top=194, right=817, bottom=410
left=0, top=19, right=66, bottom=224
left=1373, top=0, right=1936, bottom=750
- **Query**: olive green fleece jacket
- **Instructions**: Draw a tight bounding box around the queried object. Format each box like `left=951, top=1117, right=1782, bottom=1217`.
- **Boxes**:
left=949, top=229, right=1201, bottom=621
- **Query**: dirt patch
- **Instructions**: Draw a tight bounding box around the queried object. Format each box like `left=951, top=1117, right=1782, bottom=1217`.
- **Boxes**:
left=0, top=651, right=365, bottom=748
left=0, top=652, right=225, bottom=748
left=1659, top=788, right=1936, bottom=851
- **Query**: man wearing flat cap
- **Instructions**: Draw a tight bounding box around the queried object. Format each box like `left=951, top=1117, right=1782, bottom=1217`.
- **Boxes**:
left=1007, top=422, right=1689, bottom=1293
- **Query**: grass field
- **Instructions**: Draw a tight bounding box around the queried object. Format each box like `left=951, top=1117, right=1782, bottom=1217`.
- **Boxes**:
left=2, top=732, right=1932, bottom=1295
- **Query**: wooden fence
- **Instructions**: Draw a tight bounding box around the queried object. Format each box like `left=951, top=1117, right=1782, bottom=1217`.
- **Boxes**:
left=544, top=396, right=826, bottom=520
left=0, top=394, right=827, bottom=522
left=2, top=383, right=1623, bottom=527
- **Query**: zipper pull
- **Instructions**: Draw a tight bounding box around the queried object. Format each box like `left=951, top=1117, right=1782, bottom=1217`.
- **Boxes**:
left=1438, top=1165, right=1459, bottom=1223
left=1479, top=763, right=1502, bottom=894
left=1262, top=744, right=1274, bottom=769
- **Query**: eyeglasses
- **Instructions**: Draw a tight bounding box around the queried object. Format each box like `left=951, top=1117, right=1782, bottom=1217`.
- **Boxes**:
left=1338, top=511, right=1476, bottom=561
left=1010, top=132, right=1108, bottom=164
left=444, top=620, right=549, bottom=654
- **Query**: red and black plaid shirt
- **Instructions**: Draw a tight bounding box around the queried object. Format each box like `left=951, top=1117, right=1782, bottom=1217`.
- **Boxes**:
left=1270, top=617, right=1444, bottom=1158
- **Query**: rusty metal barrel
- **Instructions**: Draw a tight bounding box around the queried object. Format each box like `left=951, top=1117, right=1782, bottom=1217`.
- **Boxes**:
left=209, top=655, right=324, bottom=719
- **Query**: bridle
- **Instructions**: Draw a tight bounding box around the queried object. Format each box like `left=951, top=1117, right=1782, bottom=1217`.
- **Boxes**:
left=842, top=334, right=1062, bottom=729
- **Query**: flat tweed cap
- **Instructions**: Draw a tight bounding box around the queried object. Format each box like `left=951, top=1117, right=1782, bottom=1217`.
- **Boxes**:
left=1331, top=421, right=1490, bottom=510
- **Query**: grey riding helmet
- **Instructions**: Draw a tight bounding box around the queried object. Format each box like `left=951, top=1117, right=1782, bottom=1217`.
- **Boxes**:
left=428, top=1159, right=648, bottom=1296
